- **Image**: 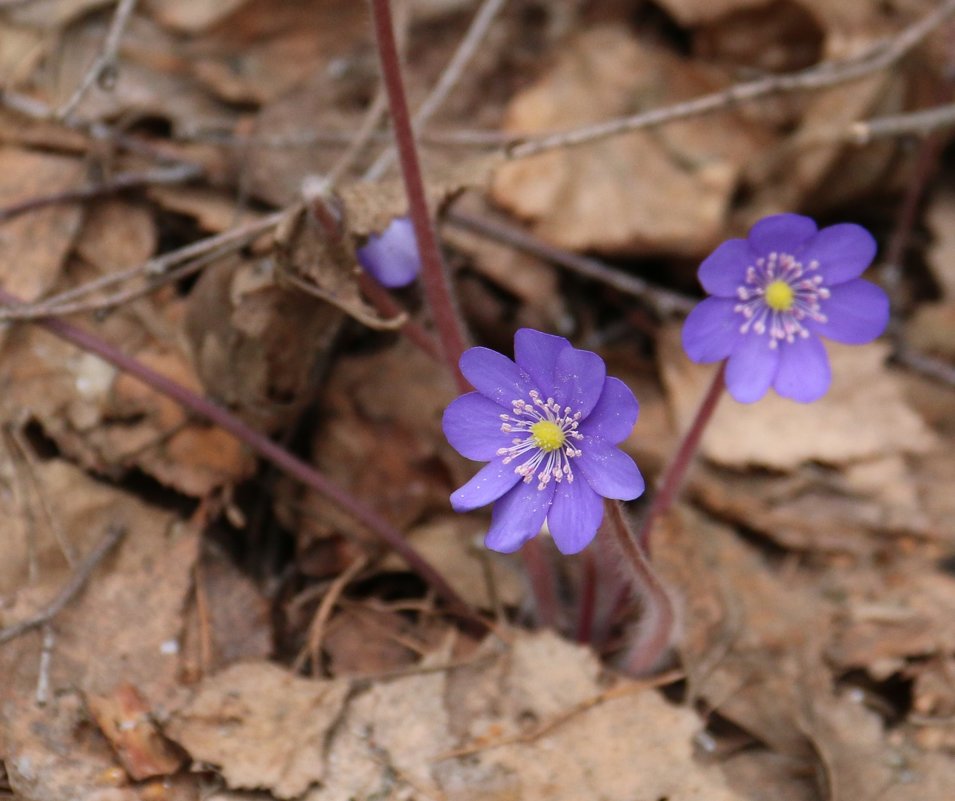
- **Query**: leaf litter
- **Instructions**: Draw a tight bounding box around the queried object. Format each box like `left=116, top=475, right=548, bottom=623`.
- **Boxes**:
left=1, top=0, right=954, bottom=799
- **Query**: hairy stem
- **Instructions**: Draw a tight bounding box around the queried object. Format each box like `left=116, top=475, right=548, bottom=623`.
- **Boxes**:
left=606, top=500, right=674, bottom=676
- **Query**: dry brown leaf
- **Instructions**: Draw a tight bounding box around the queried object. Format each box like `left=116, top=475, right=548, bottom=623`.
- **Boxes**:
left=147, top=185, right=263, bottom=233
left=74, top=199, right=157, bottom=271
left=907, top=301, right=955, bottom=361
left=0, top=147, right=84, bottom=302
left=167, top=662, right=351, bottom=799
left=3, top=691, right=198, bottom=801
left=3, top=0, right=108, bottom=27
left=0, top=459, right=199, bottom=707
left=653, top=0, right=772, bottom=26
left=303, top=630, right=746, bottom=801
left=296, top=337, right=456, bottom=543
left=185, top=255, right=344, bottom=432
left=659, top=327, right=937, bottom=470
left=179, top=544, right=273, bottom=677
left=144, top=0, right=251, bottom=33
left=381, top=516, right=525, bottom=610
left=492, top=28, right=770, bottom=256
left=186, top=0, right=369, bottom=105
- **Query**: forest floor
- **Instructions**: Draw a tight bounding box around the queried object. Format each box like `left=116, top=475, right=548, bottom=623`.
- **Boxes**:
left=2, top=1, right=955, bottom=799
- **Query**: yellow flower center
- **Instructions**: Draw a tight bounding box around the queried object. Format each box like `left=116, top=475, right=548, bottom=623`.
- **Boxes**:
left=764, top=279, right=795, bottom=311
left=531, top=420, right=565, bottom=452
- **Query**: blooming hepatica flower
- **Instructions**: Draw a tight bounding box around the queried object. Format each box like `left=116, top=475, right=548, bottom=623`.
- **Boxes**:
left=682, top=213, right=889, bottom=403
left=443, top=329, right=645, bottom=554
left=356, top=216, right=421, bottom=288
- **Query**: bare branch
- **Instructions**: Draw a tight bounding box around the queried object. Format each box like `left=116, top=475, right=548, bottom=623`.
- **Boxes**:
left=506, top=0, right=955, bottom=160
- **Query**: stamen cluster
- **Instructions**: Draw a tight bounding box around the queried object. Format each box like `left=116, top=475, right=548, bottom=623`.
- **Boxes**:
left=734, top=251, right=830, bottom=347
left=497, top=390, right=583, bottom=490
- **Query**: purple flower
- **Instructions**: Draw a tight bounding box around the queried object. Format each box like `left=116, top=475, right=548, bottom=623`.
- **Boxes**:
left=682, top=213, right=889, bottom=403
left=357, top=216, right=421, bottom=288
left=442, top=329, right=645, bottom=554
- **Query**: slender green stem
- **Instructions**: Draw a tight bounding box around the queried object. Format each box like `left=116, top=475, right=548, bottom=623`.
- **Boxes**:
left=606, top=500, right=674, bottom=676
left=638, top=362, right=725, bottom=552
left=369, top=0, right=469, bottom=391
left=0, top=288, right=479, bottom=624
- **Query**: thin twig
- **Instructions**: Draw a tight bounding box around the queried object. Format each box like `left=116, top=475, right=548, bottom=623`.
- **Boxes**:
left=507, top=0, right=955, bottom=160
left=0, top=525, right=126, bottom=646
left=294, top=554, right=369, bottom=674
left=0, top=163, right=201, bottom=224
left=370, top=0, right=470, bottom=390
left=435, top=667, right=684, bottom=760
left=0, top=210, right=287, bottom=321
left=894, top=342, right=955, bottom=387
left=57, top=0, right=140, bottom=119
left=447, top=209, right=695, bottom=315
left=365, top=0, right=507, bottom=180
left=847, top=101, right=955, bottom=144
left=0, top=287, right=480, bottom=624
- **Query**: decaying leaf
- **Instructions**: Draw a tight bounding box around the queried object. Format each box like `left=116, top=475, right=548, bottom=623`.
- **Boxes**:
left=0, top=147, right=84, bottom=303
left=166, top=662, right=351, bottom=799
left=492, top=28, right=771, bottom=256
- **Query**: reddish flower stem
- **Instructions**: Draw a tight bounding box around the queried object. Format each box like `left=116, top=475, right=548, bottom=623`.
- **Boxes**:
left=0, top=288, right=479, bottom=625
left=369, top=0, right=469, bottom=391
left=606, top=500, right=674, bottom=676
left=637, top=362, right=725, bottom=552
left=521, top=537, right=559, bottom=629
left=574, top=546, right=597, bottom=643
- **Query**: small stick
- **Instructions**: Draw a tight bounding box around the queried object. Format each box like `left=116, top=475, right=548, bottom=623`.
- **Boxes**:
left=295, top=554, right=369, bottom=674
left=0, top=163, right=201, bottom=224
left=0, top=525, right=126, bottom=646
left=574, top=547, right=598, bottom=644
left=447, top=209, right=695, bottom=316
left=369, top=0, right=470, bottom=390
left=57, top=0, right=140, bottom=119
left=35, top=625, right=55, bottom=706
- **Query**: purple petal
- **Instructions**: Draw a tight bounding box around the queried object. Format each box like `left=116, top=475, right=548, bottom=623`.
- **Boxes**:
left=576, top=438, right=645, bottom=501
left=808, top=279, right=889, bottom=344
left=357, top=217, right=420, bottom=288
left=747, top=213, right=817, bottom=255
left=442, top=392, right=512, bottom=460
left=579, top=377, right=638, bottom=445
left=553, top=346, right=607, bottom=417
left=799, top=223, right=876, bottom=285
left=514, top=328, right=570, bottom=397
left=547, top=477, right=604, bottom=555
left=773, top=335, right=831, bottom=403
left=460, top=347, right=531, bottom=406
left=698, top=238, right=754, bottom=297
left=724, top=333, right=780, bottom=403
left=450, top=457, right=523, bottom=512
left=484, top=480, right=556, bottom=553
left=682, top=297, right=741, bottom=363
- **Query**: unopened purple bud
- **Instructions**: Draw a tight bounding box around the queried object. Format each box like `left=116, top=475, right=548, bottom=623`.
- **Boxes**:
left=356, top=216, right=421, bottom=288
